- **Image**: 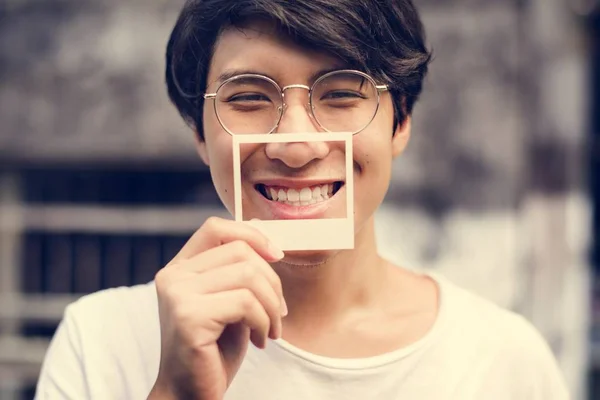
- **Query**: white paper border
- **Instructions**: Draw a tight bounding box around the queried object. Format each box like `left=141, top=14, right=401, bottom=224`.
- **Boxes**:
left=232, top=132, right=354, bottom=251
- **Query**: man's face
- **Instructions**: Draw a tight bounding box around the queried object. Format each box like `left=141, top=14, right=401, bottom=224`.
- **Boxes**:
left=198, top=21, right=410, bottom=258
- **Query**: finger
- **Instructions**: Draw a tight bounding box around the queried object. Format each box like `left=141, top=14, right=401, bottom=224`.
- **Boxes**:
left=178, top=261, right=283, bottom=339
left=202, top=289, right=272, bottom=349
left=176, top=240, right=285, bottom=310
left=172, top=217, right=284, bottom=263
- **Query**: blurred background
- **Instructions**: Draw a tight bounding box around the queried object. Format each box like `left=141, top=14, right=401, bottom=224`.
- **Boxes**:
left=0, top=0, right=597, bottom=398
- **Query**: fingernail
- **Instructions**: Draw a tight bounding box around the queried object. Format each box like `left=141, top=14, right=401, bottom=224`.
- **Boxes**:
left=280, top=297, right=288, bottom=317
left=269, top=242, right=285, bottom=260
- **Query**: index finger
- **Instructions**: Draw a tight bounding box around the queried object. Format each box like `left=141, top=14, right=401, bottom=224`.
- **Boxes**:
left=172, top=217, right=284, bottom=263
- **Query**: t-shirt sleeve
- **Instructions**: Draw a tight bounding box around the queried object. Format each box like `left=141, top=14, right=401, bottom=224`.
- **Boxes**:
left=502, top=315, right=571, bottom=399
left=34, top=304, right=89, bottom=399
left=466, top=312, right=571, bottom=399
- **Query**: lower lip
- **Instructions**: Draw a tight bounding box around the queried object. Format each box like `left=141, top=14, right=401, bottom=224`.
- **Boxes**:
left=256, top=187, right=344, bottom=220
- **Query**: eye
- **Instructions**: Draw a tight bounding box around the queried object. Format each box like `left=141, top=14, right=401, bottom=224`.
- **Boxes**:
left=321, top=90, right=366, bottom=100
left=227, top=93, right=272, bottom=102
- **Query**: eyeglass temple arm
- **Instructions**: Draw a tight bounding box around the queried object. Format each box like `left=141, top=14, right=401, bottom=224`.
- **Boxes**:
left=376, top=85, right=389, bottom=92
left=204, top=93, right=217, bottom=99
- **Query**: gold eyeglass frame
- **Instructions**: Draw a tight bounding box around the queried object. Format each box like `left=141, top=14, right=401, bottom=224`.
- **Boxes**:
left=203, top=69, right=389, bottom=136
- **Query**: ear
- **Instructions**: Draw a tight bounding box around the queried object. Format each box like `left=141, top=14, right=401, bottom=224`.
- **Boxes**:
left=194, top=131, right=210, bottom=166
left=392, top=116, right=411, bottom=158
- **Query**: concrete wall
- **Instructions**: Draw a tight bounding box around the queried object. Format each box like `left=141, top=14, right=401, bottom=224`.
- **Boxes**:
left=0, top=0, right=592, bottom=398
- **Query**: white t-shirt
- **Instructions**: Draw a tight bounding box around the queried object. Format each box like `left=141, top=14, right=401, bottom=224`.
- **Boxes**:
left=35, top=273, right=570, bottom=399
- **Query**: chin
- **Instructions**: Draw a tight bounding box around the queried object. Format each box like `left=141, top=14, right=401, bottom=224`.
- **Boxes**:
left=277, top=249, right=340, bottom=267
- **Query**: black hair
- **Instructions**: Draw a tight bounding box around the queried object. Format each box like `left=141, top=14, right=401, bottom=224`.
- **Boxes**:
left=165, top=0, right=432, bottom=139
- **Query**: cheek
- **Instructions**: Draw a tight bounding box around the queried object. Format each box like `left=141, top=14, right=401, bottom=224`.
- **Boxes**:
left=204, top=124, right=236, bottom=212
left=204, top=134, right=262, bottom=215
left=354, top=133, right=393, bottom=178
left=209, top=152, right=235, bottom=213
left=353, top=133, right=393, bottom=211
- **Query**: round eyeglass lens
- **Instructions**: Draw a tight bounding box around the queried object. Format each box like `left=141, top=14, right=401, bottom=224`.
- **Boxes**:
left=311, top=71, right=379, bottom=134
left=214, top=75, right=283, bottom=135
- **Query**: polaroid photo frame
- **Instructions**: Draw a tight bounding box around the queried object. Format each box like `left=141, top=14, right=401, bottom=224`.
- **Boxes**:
left=232, top=132, right=354, bottom=251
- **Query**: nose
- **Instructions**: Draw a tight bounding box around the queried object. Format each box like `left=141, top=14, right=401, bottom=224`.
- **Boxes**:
left=265, top=90, right=329, bottom=168
left=275, top=86, right=320, bottom=134
left=265, top=138, right=330, bottom=168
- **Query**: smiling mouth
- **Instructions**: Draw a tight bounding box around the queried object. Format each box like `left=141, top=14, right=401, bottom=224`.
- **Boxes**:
left=255, top=181, right=344, bottom=206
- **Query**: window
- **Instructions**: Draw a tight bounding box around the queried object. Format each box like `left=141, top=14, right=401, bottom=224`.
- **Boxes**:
left=0, top=166, right=227, bottom=398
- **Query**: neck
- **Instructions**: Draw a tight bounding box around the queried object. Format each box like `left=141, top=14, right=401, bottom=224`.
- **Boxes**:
left=273, top=217, right=388, bottom=327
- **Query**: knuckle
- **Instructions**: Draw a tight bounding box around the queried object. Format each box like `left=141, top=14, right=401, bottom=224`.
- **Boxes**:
left=238, top=289, right=255, bottom=312
left=263, top=267, right=282, bottom=295
left=259, top=312, right=270, bottom=332
left=154, top=268, right=173, bottom=291
left=154, top=268, right=166, bottom=286
left=274, top=277, right=284, bottom=296
left=172, top=303, right=193, bottom=324
left=275, top=271, right=283, bottom=287
left=189, top=338, right=211, bottom=355
left=240, top=261, right=258, bottom=283
left=260, top=236, right=271, bottom=250
left=203, top=216, right=222, bottom=231
left=161, top=285, right=182, bottom=306
left=231, top=240, right=252, bottom=257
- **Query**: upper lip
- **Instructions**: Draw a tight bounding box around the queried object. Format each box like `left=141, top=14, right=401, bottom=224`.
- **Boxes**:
left=256, top=178, right=344, bottom=189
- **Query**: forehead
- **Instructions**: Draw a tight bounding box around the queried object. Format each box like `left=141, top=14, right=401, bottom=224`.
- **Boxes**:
left=206, top=21, right=347, bottom=89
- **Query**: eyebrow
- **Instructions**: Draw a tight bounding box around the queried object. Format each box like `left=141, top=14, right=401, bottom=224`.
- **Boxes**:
left=215, top=66, right=352, bottom=86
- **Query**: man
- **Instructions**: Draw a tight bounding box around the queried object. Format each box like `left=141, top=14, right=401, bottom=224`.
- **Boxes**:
left=36, top=1, right=570, bottom=399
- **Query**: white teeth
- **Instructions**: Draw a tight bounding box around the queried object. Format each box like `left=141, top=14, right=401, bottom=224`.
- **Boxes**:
left=312, top=186, right=321, bottom=198
left=322, top=184, right=329, bottom=199
left=278, top=189, right=287, bottom=201
left=262, top=183, right=341, bottom=206
left=299, top=187, right=312, bottom=202
left=287, top=188, right=299, bottom=202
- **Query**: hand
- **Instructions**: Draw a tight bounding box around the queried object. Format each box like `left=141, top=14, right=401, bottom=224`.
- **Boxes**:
left=148, top=217, right=287, bottom=400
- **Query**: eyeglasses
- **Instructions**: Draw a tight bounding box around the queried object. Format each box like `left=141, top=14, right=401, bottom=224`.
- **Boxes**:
left=203, top=69, right=389, bottom=135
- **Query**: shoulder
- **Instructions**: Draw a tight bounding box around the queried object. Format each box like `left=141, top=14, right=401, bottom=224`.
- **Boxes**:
left=66, top=281, right=158, bottom=322
left=63, top=281, right=159, bottom=341
left=59, top=282, right=160, bottom=361
left=36, top=283, right=161, bottom=398
left=436, top=274, right=550, bottom=352
left=432, top=274, right=570, bottom=398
